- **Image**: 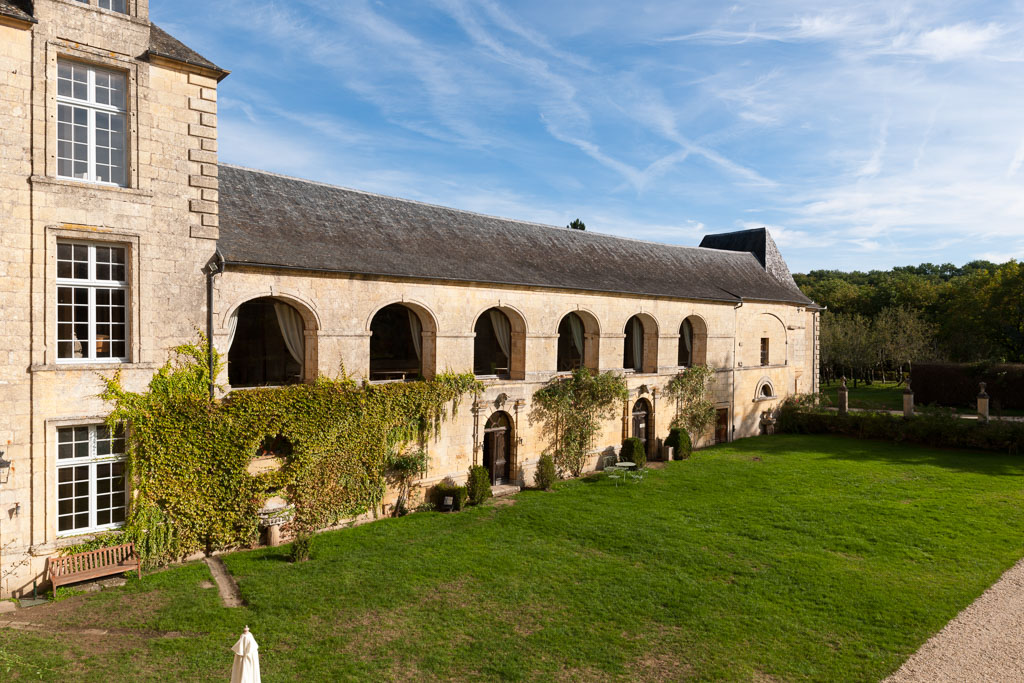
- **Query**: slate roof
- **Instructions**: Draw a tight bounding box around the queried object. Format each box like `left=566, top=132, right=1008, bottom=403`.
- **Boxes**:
left=700, top=228, right=798, bottom=290
left=218, top=165, right=814, bottom=307
left=0, top=0, right=34, bottom=23
left=148, top=25, right=228, bottom=79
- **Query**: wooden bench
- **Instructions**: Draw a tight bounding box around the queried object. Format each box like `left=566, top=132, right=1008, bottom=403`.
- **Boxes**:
left=47, top=543, right=142, bottom=595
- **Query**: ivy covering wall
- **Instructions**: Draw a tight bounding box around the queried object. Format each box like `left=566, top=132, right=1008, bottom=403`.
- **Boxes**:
left=96, top=339, right=479, bottom=563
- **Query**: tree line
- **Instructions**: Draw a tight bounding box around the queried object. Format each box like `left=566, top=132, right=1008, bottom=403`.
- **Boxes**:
left=794, top=259, right=1024, bottom=383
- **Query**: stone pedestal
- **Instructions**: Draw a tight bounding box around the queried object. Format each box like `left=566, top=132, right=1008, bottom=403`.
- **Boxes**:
left=838, top=377, right=849, bottom=415
left=903, top=383, right=914, bottom=418
left=266, top=524, right=282, bottom=547
left=978, top=383, right=990, bottom=422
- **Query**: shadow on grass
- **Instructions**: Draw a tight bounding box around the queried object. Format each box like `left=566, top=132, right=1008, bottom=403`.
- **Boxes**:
left=743, top=434, right=1024, bottom=477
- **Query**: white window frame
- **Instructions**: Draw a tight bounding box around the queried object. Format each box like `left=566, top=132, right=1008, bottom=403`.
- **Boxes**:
left=56, top=424, right=128, bottom=537
left=72, top=0, right=129, bottom=15
left=56, top=60, right=128, bottom=187
left=56, top=240, right=129, bottom=364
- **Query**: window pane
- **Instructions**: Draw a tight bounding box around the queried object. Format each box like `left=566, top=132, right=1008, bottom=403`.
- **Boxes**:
left=57, top=464, right=91, bottom=532
left=57, top=286, right=90, bottom=359
left=99, top=0, right=128, bottom=14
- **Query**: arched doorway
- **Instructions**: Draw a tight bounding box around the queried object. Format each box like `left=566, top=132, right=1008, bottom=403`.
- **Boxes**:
left=370, top=303, right=424, bottom=381
left=482, top=411, right=513, bottom=485
left=631, top=398, right=652, bottom=454
left=228, top=298, right=306, bottom=387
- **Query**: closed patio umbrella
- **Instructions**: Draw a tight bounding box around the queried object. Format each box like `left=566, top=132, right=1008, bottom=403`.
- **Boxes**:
left=231, top=626, right=261, bottom=683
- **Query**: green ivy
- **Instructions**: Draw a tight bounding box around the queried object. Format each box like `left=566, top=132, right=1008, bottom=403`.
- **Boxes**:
left=664, top=365, right=717, bottom=443
left=531, top=369, right=629, bottom=477
left=96, top=337, right=480, bottom=563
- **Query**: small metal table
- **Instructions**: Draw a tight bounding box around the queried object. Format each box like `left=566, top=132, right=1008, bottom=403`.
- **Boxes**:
left=616, top=461, right=636, bottom=471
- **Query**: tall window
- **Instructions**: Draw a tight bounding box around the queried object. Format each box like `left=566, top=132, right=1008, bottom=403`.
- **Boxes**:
left=57, top=242, right=128, bottom=362
left=761, top=338, right=770, bottom=366
left=57, top=425, right=127, bottom=535
left=57, top=61, right=127, bottom=186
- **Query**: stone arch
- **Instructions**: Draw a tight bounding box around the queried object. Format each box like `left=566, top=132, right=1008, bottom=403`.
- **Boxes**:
left=555, top=308, right=601, bottom=372
left=623, top=313, right=659, bottom=374
left=678, top=314, right=709, bottom=367
left=366, top=300, right=438, bottom=380
left=225, top=295, right=319, bottom=386
left=755, top=376, right=777, bottom=400
left=473, top=305, right=528, bottom=380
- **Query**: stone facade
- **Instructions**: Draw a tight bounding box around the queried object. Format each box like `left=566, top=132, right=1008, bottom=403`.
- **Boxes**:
left=0, top=0, right=224, bottom=597
left=0, top=1, right=820, bottom=597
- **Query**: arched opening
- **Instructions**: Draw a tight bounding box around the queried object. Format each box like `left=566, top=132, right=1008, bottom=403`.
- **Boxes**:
left=474, top=307, right=526, bottom=379
left=556, top=312, right=585, bottom=372
left=679, top=316, right=708, bottom=367
left=760, top=383, right=775, bottom=398
left=483, top=411, right=514, bottom=485
left=624, top=314, right=658, bottom=373
left=370, top=304, right=427, bottom=381
left=631, top=398, right=652, bottom=455
left=228, top=298, right=308, bottom=387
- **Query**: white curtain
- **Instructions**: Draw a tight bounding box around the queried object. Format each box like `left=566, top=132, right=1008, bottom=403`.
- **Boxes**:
left=682, top=318, right=693, bottom=363
left=569, top=314, right=584, bottom=358
left=274, top=303, right=305, bottom=368
left=631, top=317, right=643, bottom=370
left=490, top=309, right=512, bottom=361
left=221, top=311, right=239, bottom=355
left=407, top=309, right=422, bottom=361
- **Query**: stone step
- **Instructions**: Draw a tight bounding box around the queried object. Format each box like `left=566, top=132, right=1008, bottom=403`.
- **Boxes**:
left=491, top=484, right=521, bottom=498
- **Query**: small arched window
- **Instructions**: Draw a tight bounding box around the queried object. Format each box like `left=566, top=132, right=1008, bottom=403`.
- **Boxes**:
left=761, top=383, right=775, bottom=398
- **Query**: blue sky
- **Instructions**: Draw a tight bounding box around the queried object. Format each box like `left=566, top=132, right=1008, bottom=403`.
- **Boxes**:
left=153, top=1, right=1024, bottom=273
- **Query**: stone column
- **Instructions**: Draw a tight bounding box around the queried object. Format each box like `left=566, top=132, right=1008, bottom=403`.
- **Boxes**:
left=978, top=383, right=990, bottom=422
left=838, top=377, right=849, bottom=415
left=903, top=382, right=914, bottom=419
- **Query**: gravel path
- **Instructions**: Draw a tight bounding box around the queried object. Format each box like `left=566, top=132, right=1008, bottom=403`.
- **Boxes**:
left=204, top=556, right=244, bottom=608
left=885, top=558, right=1024, bottom=682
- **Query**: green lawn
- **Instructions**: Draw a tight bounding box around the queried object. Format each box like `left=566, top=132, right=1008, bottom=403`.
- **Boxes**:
left=822, top=380, right=906, bottom=411
left=6, top=435, right=1024, bottom=681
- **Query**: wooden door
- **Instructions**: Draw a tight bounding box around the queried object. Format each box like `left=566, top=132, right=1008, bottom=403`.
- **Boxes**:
left=490, top=429, right=507, bottom=484
left=715, top=409, right=729, bottom=444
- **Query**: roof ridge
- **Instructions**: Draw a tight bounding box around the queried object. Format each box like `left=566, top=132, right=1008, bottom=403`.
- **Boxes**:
left=217, top=163, right=751, bottom=257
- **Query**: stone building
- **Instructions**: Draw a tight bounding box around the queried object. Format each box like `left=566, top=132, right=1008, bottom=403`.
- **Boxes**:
left=0, top=0, right=820, bottom=597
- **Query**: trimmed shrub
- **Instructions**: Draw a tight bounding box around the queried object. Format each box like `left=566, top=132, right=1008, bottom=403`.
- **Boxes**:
left=290, top=529, right=314, bottom=563
left=534, top=453, right=557, bottom=490
left=433, top=477, right=468, bottom=511
left=665, top=428, right=692, bottom=460
left=467, top=466, right=492, bottom=505
left=914, top=363, right=1024, bottom=411
left=777, top=399, right=1024, bottom=454
left=620, top=437, right=647, bottom=469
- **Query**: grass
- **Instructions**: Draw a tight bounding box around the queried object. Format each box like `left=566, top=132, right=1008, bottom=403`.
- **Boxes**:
left=822, top=380, right=906, bottom=411
left=5, top=434, right=1024, bottom=680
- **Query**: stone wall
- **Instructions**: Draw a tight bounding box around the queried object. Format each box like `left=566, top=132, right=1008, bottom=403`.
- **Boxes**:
left=214, top=268, right=817, bottom=509
left=0, top=0, right=219, bottom=597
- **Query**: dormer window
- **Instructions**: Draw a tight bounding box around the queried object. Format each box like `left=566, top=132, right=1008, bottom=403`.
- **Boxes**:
left=73, top=0, right=129, bottom=14
left=57, top=60, right=127, bottom=186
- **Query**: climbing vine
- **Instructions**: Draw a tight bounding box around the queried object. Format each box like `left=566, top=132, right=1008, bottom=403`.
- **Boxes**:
left=664, top=365, right=716, bottom=442
left=531, top=369, right=629, bottom=477
left=96, top=336, right=480, bottom=563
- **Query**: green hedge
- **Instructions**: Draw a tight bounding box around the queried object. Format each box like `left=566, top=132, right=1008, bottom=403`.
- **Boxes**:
left=467, top=466, right=492, bottom=505
left=534, top=453, right=557, bottom=491
left=621, top=437, right=647, bottom=468
left=433, top=480, right=469, bottom=511
left=913, top=363, right=1024, bottom=411
left=665, top=428, right=692, bottom=460
left=777, top=401, right=1024, bottom=454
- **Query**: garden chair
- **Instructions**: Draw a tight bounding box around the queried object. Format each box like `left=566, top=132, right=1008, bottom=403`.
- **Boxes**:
left=606, top=466, right=624, bottom=487
left=627, top=468, right=647, bottom=484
